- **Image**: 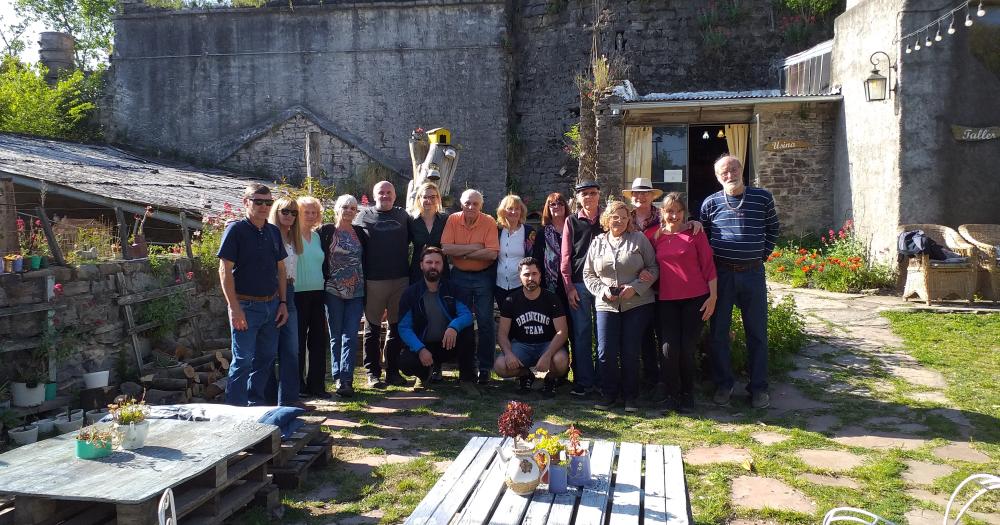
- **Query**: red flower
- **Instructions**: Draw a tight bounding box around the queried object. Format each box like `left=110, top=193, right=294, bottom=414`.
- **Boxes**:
left=53, top=283, right=64, bottom=296
left=414, top=127, right=425, bottom=133
left=186, top=271, right=194, bottom=280
left=34, top=219, right=41, bottom=227
left=223, top=202, right=233, bottom=214
left=821, top=236, right=827, bottom=243
left=845, top=219, right=854, bottom=229
left=776, top=265, right=786, bottom=272
left=838, top=230, right=845, bottom=239
left=175, top=278, right=182, bottom=284
left=16, top=218, right=24, bottom=231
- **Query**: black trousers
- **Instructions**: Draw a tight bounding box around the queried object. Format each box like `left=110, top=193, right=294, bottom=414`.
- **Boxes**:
left=658, top=294, right=708, bottom=398
left=363, top=322, right=401, bottom=379
left=640, top=322, right=661, bottom=386
left=295, top=290, right=329, bottom=394
left=398, top=327, right=476, bottom=381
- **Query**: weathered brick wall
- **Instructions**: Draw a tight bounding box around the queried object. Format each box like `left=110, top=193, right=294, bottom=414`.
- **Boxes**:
left=0, top=258, right=228, bottom=391
left=223, top=114, right=377, bottom=182
left=756, top=103, right=837, bottom=236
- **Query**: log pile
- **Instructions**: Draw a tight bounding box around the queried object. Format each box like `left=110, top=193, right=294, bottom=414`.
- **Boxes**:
left=126, top=345, right=231, bottom=404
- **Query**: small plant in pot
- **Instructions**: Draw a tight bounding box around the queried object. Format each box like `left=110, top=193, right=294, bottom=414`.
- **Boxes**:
left=565, top=425, right=591, bottom=487
left=11, top=362, right=46, bottom=408
left=75, top=424, right=120, bottom=459
left=528, top=428, right=569, bottom=494
left=496, top=401, right=548, bottom=495
left=0, top=409, right=22, bottom=443
left=108, top=395, right=149, bottom=450
left=8, top=421, right=39, bottom=446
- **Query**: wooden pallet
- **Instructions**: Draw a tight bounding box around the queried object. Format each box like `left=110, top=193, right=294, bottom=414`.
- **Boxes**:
left=271, top=416, right=326, bottom=468
left=270, top=432, right=334, bottom=489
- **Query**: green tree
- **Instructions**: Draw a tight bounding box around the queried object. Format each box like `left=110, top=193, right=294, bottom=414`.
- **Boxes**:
left=0, top=56, right=102, bottom=140
left=15, top=0, right=116, bottom=68
left=0, top=10, right=35, bottom=58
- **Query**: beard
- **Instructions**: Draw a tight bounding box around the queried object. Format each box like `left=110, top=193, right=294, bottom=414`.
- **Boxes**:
left=523, top=280, right=538, bottom=291
left=423, top=269, right=441, bottom=282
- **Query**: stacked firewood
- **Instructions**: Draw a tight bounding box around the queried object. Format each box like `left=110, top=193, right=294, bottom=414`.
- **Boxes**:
left=120, top=344, right=231, bottom=405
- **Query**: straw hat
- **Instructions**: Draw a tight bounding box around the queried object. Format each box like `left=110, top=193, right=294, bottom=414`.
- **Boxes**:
left=622, top=178, right=663, bottom=199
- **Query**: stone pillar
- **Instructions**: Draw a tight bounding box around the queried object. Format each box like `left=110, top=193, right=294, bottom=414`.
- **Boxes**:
left=594, top=95, right=625, bottom=199
left=0, top=177, right=16, bottom=253
left=37, top=32, right=75, bottom=85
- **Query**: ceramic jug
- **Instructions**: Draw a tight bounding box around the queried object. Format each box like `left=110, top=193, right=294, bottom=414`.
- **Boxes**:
left=499, top=441, right=549, bottom=495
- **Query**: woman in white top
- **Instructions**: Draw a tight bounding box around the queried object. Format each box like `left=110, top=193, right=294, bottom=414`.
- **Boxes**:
left=295, top=196, right=331, bottom=398
left=494, top=194, right=538, bottom=307
left=266, top=196, right=303, bottom=406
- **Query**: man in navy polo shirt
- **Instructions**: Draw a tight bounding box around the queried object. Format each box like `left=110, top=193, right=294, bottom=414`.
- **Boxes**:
left=218, top=183, right=289, bottom=406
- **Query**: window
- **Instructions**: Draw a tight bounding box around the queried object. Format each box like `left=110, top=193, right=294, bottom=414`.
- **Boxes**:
left=651, top=126, right=688, bottom=197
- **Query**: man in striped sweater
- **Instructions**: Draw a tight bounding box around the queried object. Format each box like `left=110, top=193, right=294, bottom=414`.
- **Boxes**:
left=700, top=155, right=779, bottom=409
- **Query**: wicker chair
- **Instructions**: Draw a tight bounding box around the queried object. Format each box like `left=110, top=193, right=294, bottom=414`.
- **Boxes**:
left=958, top=224, right=1000, bottom=303
left=898, top=224, right=976, bottom=305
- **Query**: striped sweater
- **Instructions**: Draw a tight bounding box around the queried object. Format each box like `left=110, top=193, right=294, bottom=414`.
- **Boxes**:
left=699, top=187, right=780, bottom=263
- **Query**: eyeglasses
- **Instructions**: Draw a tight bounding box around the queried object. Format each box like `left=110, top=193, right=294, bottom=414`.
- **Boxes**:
left=280, top=209, right=298, bottom=216
left=548, top=201, right=566, bottom=208
left=580, top=191, right=599, bottom=197
left=251, top=199, right=274, bottom=207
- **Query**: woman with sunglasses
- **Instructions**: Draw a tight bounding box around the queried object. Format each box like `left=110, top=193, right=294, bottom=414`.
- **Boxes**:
left=318, top=195, right=366, bottom=397
left=294, top=196, right=330, bottom=399
left=266, top=197, right=303, bottom=406
left=407, top=182, right=449, bottom=284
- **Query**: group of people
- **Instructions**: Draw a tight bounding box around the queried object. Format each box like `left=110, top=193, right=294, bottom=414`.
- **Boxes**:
left=216, top=153, right=779, bottom=413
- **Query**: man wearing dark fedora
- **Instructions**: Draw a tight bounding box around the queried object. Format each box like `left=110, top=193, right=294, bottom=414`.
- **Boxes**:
left=560, top=180, right=604, bottom=397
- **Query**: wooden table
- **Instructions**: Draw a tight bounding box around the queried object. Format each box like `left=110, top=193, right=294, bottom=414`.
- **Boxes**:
left=0, top=419, right=280, bottom=525
left=406, top=436, right=691, bottom=525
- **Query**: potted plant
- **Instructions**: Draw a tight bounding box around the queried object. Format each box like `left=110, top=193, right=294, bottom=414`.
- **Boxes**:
left=11, top=362, right=45, bottom=408
left=565, top=425, right=591, bottom=487
left=528, top=428, right=568, bottom=494
left=75, top=424, right=119, bottom=459
left=109, top=396, right=149, bottom=450
left=8, top=422, right=38, bottom=445
left=496, top=401, right=548, bottom=495
left=37, top=323, right=80, bottom=400
left=85, top=408, right=109, bottom=425
left=0, top=409, right=21, bottom=442
left=54, top=407, right=85, bottom=433
left=34, top=416, right=55, bottom=435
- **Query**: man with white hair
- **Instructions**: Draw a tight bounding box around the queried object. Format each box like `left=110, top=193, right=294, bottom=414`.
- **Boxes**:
left=354, top=181, right=412, bottom=388
left=700, top=155, right=779, bottom=409
left=442, top=189, right=500, bottom=384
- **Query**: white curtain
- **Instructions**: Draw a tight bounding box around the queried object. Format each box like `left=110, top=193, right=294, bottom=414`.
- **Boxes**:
left=725, top=124, right=749, bottom=170
left=625, top=126, right=652, bottom=183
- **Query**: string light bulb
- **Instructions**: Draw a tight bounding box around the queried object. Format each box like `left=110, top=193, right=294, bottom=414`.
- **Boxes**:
left=914, top=38, right=921, bottom=51
left=965, top=12, right=974, bottom=26
left=947, top=15, right=956, bottom=34
left=977, top=1, right=985, bottom=17
left=905, top=42, right=912, bottom=54
left=925, top=30, right=933, bottom=47
left=934, top=22, right=942, bottom=41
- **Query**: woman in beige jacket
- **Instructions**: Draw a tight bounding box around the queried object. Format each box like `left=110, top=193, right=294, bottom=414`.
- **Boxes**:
left=584, top=201, right=659, bottom=412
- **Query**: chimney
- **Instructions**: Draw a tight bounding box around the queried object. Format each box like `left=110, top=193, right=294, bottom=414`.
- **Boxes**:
left=37, top=32, right=75, bottom=85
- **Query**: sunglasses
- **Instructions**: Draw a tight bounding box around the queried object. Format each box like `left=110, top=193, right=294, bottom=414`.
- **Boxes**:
left=280, top=209, right=298, bottom=217
left=251, top=199, right=274, bottom=207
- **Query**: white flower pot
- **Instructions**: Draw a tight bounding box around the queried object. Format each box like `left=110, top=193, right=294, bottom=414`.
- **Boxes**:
left=118, top=420, right=149, bottom=450
left=54, top=416, right=83, bottom=434
left=69, top=409, right=84, bottom=421
left=82, top=371, right=110, bottom=389
left=35, top=417, right=55, bottom=434
left=9, top=424, right=38, bottom=445
left=11, top=382, right=45, bottom=407
left=85, top=409, right=109, bottom=425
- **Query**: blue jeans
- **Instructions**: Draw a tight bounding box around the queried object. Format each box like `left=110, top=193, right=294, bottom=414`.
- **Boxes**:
left=265, top=283, right=300, bottom=405
left=568, top=282, right=597, bottom=389
left=228, top=297, right=280, bottom=406
left=451, top=268, right=496, bottom=374
left=710, top=265, right=769, bottom=394
left=596, top=303, right=653, bottom=402
left=326, top=293, right=365, bottom=388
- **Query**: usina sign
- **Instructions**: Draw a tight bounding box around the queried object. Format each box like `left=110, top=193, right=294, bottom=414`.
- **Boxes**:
left=951, top=125, right=999, bottom=142
left=763, top=140, right=811, bottom=152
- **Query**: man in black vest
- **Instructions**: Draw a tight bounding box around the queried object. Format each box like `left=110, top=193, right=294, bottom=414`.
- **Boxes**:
left=559, top=181, right=604, bottom=397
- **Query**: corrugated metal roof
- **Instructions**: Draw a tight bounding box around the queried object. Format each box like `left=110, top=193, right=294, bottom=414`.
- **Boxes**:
left=0, top=133, right=268, bottom=226
left=612, top=80, right=840, bottom=105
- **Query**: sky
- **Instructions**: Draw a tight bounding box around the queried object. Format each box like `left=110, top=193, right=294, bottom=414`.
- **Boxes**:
left=1, top=0, right=44, bottom=63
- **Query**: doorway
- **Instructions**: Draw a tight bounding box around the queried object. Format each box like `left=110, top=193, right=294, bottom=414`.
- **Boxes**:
left=687, top=125, right=751, bottom=216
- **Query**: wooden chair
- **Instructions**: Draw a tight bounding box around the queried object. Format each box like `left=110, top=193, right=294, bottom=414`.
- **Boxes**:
left=898, top=224, right=976, bottom=305
left=958, top=224, right=1000, bottom=302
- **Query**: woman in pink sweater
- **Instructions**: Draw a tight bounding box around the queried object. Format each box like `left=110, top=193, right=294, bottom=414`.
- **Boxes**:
left=649, top=192, right=717, bottom=413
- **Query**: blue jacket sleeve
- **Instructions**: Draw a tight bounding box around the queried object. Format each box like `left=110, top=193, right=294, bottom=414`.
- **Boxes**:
left=398, top=309, right=425, bottom=353
left=448, top=298, right=474, bottom=332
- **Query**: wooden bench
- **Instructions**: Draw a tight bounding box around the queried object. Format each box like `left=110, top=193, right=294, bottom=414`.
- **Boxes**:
left=406, top=436, right=691, bottom=525
left=0, top=419, right=280, bottom=525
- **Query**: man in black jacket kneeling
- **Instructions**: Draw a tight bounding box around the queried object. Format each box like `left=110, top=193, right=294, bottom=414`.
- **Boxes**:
left=398, top=246, right=477, bottom=389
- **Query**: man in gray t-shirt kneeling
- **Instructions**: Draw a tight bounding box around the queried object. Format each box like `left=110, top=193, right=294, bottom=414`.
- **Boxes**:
left=398, top=247, right=477, bottom=388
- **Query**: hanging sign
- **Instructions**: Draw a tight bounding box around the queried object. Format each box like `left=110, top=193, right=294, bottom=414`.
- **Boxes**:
left=951, top=125, right=999, bottom=142
left=763, top=140, right=811, bottom=152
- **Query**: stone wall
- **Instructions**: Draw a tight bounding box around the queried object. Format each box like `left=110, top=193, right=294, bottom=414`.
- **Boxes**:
left=107, top=0, right=510, bottom=205
left=0, top=258, right=228, bottom=392
left=756, top=102, right=837, bottom=235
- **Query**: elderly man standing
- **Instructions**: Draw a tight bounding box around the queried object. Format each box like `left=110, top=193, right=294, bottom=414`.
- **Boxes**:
left=441, top=189, right=500, bottom=384
left=354, top=181, right=412, bottom=388
left=560, top=181, right=604, bottom=397
left=700, top=155, right=779, bottom=409
left=218, top=183, right=288, bottom=406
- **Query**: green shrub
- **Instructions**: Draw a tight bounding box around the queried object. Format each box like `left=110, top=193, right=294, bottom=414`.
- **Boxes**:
left=730, top=294, right=806, bottom=374
left=0, top=57, right=102, bottom=141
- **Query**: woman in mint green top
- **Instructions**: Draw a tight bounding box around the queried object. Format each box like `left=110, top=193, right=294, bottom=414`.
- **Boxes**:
left=295, top=196, right=332, bottom=398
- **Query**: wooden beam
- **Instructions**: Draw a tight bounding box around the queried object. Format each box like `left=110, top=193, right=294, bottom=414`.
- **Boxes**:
left=114, top=207, right=131, bottom=260
left=179, top=211, right=193, bottom=259
left=0, top=177, right=15, bottom=253
left=116, top=281, right=195, bottom=305
left=36, top=206, right=65, bottom=265
left=0, top=302, right=66, bottom=318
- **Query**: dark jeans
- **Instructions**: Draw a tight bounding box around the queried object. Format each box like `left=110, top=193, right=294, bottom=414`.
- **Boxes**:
left=265, top=283, right=300, bottom=405
left=658, top=294, right=708, bottom=398
left=295, top=290, right=329, bottom=394
left=596, top=303, right=653, bottom=402
left=228, top=297, right=279, bottom=406
left=450, top=268, right=496, bottom=374
left=568, top=282, right=597, bottom=389
left=710, top=265, right=769, bottom=394
left=641, top=323, right=661, bottom=386
left=398, top=328, right=476, bottom=381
